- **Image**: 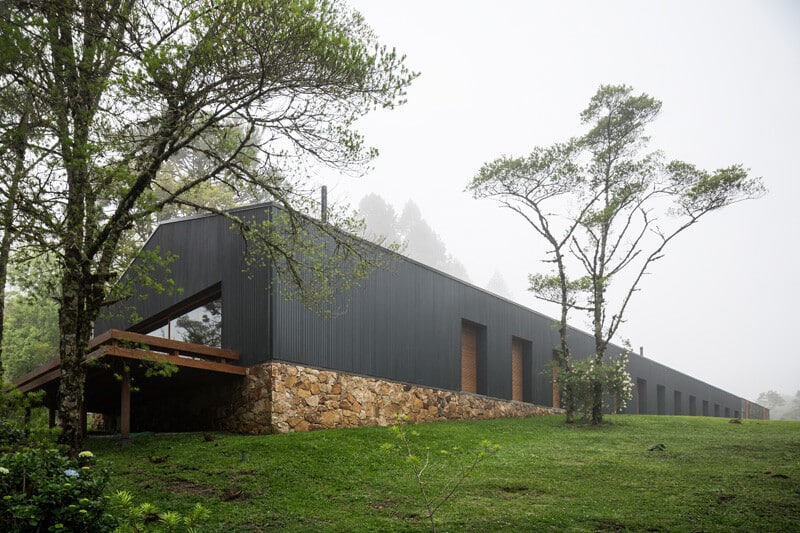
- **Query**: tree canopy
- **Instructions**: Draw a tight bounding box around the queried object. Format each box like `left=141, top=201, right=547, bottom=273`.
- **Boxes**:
left=0, top=0, right=415, bottom=453
left=469, top=84, right=765, bottom=424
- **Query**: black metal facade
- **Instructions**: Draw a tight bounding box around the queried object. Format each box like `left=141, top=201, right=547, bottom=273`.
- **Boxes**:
left=97, top=204, right=763, bottom=418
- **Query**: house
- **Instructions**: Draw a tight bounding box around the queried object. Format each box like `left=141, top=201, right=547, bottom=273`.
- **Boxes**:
left=14, top=203, right=769, bottom=437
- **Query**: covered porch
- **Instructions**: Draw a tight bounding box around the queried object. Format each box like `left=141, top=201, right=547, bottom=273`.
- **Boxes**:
left=13, top=329, right=246, bottom=441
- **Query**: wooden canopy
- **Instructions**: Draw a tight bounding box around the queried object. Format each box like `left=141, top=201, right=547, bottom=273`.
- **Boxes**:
left=13, top=329, right=245, bottom=441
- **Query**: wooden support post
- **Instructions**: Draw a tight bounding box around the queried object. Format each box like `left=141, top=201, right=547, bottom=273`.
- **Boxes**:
left=120, top=369, right=131, bottom=444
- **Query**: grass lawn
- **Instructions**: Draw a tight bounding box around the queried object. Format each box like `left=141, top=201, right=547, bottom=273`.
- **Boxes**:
left=87, top=415, right=799, bottom=532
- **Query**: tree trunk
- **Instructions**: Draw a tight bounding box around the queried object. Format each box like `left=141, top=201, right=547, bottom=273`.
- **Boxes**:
left=591, top=283, right=606, bottom=425
left=56, top=266, right=90, bottom=454
left=0, top=107, right=29, bottom=382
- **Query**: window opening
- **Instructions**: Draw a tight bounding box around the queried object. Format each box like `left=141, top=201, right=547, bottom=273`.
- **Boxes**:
left=140, top=285, right=222, bottom=348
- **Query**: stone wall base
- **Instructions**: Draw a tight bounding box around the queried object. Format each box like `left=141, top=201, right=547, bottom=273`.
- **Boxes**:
left=223, top=361, right=563, bottom=434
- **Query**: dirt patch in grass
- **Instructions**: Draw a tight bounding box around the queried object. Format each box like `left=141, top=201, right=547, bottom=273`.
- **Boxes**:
left=166, top=478, right=217, bottom=498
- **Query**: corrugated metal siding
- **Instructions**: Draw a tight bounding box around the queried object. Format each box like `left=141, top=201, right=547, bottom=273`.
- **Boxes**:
left=99, top=204, right=764, bottom=416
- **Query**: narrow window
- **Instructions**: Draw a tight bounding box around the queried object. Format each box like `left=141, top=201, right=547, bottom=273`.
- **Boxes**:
left=461, top=321, right=486, bottom=394
left=689, top=395, right=697, bottom=416
left=674, top=390, right=682, bottom=415
left=461, top=322, right=478, bottom=394
left=636, top=378, right=647, bottom=414
left=511, top=338, right=524, bottom=402
left=657, top=385, right=666, bottom=415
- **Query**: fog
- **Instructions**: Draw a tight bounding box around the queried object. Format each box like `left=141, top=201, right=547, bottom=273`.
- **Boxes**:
left=316, top=0, right=800, bottom=403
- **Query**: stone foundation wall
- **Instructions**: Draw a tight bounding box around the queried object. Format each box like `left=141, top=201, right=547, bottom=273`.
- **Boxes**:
left=224, top=361, right=563, bottom=434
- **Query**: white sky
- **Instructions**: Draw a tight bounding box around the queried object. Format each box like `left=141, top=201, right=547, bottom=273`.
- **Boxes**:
left=318, top=0, right=800, bottom=403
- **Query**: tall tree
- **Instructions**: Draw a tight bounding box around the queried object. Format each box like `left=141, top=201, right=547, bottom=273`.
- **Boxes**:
left=470, top=85, right=764, bottom=424
left=468, top=141, right=585, bottom=421
left=2, top=0, right=414, bottom=453
left=358, top=193, right=402, bottom=246
left=358, top=195, right=469, bottom=279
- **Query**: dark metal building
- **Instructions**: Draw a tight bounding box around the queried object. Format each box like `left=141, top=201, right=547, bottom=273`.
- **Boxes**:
left=96, top=203, right=766, bottom=420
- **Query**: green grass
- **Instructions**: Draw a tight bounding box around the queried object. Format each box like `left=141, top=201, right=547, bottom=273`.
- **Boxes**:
left=87, top=416, right=800, bottom=532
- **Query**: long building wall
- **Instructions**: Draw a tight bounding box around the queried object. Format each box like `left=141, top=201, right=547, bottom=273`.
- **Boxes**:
left=97, top=204, right=768, bottom=423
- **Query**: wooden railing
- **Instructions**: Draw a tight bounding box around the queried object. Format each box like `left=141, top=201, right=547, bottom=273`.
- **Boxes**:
left=14, top=329, right=245, bottom=394
left=86, top=329, right=245, bottom=375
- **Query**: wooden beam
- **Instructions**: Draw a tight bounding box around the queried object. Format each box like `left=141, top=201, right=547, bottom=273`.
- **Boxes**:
left=13, top=329, right=244, bottom=397
left=15, top=368, right=62, bottom=394
left=13, top=358, right=61, bottom=391
left=90, top=329, right=239, bottom=361
left=87, top=346, right=247, bottom=376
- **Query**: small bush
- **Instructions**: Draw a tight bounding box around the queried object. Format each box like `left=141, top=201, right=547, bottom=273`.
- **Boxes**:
left=0, top=447, right=116, bottom=532
left=384, top=415, right=499, bottom=533
left=556, top=351, right=633, bottom=420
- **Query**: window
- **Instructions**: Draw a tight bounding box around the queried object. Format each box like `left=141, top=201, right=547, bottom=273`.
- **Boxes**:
left=657, top=385, right=666, bottom=415
left=674, top=390, right=682, bottom=415
left=511, top=339, right=523, bottom=401
left=511, top=337, right=532, bottom=402
left=460, top=321, right=487, bottom=395
left=689, top=395, right=697, bottom=416
left=139, top=285, right=222, bottom=348
left=636, top=378, right=647, bottom=414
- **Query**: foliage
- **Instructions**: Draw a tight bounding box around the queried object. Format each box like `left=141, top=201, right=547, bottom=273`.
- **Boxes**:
left=757, top=390, right=800, bottom=421
left=0, top=385, right=210, bottom=532
left=0, top=0, right=415, bottom=453
left=109, top=490, right=210, bottom=533
left=382, top=415, right=499, bottom=533
left=1, top=293, right=59, bottom=383
left=469, top=84, right=765, bottom=425
left=0, top=386, right=55, bottom=452
left=757, top=390, right=786, bottom=409
left=0, top=448, right=116, bottom=532
left=554, top=351, right=633, bottom=420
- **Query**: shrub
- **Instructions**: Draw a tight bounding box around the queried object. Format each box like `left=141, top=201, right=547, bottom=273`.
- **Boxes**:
left=109, top=490, right=210, bottom=533
left=0, top=447, right=116, bottom=532
left=556, top=351, right=633, bottom=420
left=384, top=415, right=499, bottom=533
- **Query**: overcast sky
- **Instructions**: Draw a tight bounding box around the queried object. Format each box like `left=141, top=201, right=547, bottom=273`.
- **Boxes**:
left=318, top=0, right=800, bottom=403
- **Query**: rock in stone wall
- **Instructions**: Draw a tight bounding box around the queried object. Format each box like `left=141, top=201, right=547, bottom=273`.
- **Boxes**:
left=226, top=361, right=563, bottom=434
left=222, top=363, right=273, bottom=433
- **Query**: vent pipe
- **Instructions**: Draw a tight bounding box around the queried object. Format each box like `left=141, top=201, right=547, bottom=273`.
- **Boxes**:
left=639, top=346, right=644, bottom=357
left=321, top=185, right=328, bottom=223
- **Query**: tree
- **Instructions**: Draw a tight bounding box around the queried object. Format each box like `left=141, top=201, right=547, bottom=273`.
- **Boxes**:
left=470, top=85, right=765, bottom=424
left=358, top=195, right=469, bottom=279
left=467, top=141, right=585, bottom=421
left=1, top=292, right=59, bottom=383
left=757, top=390, right=786, bottom=410
left=358, top=193, right=402, bottom=246
left=782, top=391, right=800, bottom=421
left=2, top=0, right=414, bottom=453
left=485, top=270, right=512, bottom=299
